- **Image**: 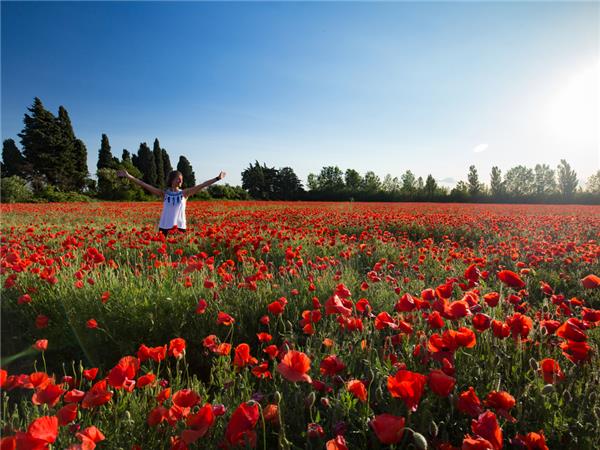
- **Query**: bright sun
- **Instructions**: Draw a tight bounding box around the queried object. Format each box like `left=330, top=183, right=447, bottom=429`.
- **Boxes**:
left=546, top=62, right=599, bottom=143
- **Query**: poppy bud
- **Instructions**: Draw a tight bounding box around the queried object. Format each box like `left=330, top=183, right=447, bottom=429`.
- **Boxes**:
left=542, top=384, right=554, bottom=395
left=413, top=432, right=428, bottom=450
left=529, top=358, right=538, bottom=371
left=562, top=389, right=572, bottom=402
left=428, top=420, right=438, bottom=438
left=320, top=397, right=331, bottom=408
left=274, top=391, right=282, bottom=404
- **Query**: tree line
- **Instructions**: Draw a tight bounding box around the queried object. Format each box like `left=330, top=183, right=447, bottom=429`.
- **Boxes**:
left=1, top=98, right=247, bottom=202
left=2, top=98, right=599, bottom=204
left=241, top=162, right=600, bottom=203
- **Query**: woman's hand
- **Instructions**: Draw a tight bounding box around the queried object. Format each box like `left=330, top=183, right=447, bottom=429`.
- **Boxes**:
left=116, top=169, right=130, bottom=179
left=217, top=171, right=226, bottom=180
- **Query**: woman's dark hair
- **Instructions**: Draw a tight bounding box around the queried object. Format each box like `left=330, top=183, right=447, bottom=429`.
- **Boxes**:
left=166, top=170, right=183, bottom=188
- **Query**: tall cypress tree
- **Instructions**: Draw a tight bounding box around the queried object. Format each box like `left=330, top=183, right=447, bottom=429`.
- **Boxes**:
left=162, top=148, right=173, bottom=179
left=153, top=139, right=164, bottom=187
left=97, top=134, right=115, bottom=170
left=2, top=139, right=27, bottom=177
left=177, top=156, right=196, bottom=187
left=122, top=149, right=132, bottom=165
left=137, top=143, right=157, bottom=185
left=18, top=97, right=61, bottom=186
left=72, top=139, right=89, bottom=191
left=56, top=106, right=78, bottom=190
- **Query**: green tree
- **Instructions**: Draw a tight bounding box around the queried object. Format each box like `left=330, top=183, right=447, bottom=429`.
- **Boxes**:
left=316, top=166, right=345, bottom=192
left=72, top=139, right=90, bottom=192
left=381, top=174, right=400, bottom=193
left=162, top=148, right=173, bottom=179
left=344, top=169, right=362, bottom=191
left=424, top=174, right=438, bottom=198
left=401, top=170, right=417, bottom=194
left=0, top=175, right=33, bottom=202
left=122, top=149, right=132, bottom=165
left=274, top=167, right=303, bottom=200
left=467, top=165, right=483, bottom=196
left=177, top=155, right=196, bottom=188
left=241, top=161, right=278, bottom=199
left=557, top=159, right=578, bottom=198
left=137, top=143, right=158, bottom=186
left=2, top=139, right=27, bottom=177
left=18, top=97, right=64, bottom=188
left=533, top=164, right=557, bottom=195
left=55, top=106, right=78, bottom=190
left=307, top=173, right=319, bottom=191
left=97, top=134, right=116, bottom=170
left=490, top=166, right=504, bottom=197
left=504, top=166, right=534, bottom=197
left=585, top=170, right=600, bottom=194
left=153, top=139, right=165, bottom=188
left=361, top=171, right=381, bottom=192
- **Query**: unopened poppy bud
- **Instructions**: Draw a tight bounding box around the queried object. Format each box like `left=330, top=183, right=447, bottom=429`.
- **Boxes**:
left=589, top=391, right=596, bottom=403
left=542, top=384, right=554, bottom=395
left=413, top=432, right=428, bottom=450
left=320, top=397, right=331, bottom=408
left=428, top=420, right=438, bottom=438
left=529, top=358, right=538, bottom=371
left=563, top=389, right=572, bottom=402
left=274, top=391, right=282, bottom=404
left=305, top=391, right=316, bottom=408
left=247, top=399, right=258, bottom=407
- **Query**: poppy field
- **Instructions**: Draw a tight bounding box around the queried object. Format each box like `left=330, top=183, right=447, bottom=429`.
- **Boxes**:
left=1, top=201, right=599, bottom=449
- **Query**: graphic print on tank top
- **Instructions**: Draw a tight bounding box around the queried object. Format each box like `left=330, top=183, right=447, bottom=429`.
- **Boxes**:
left=158, top=190, right=187, bottom=229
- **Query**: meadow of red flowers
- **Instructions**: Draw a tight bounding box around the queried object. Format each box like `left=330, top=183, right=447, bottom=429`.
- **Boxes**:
left=1, top=201, right=599, bottom=449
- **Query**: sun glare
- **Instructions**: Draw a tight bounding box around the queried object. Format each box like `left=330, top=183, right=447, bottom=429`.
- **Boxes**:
left=546, top=62, right=599, bottom=143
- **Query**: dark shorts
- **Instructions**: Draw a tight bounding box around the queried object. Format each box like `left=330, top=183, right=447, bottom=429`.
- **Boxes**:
left=159, top=227, right=187, bottom=237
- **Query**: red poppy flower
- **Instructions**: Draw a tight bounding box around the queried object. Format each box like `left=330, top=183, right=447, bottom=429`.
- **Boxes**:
left=485, top=391, right=516, bottom=422
left=581, top=274, right=600, bottom=289
left=217, top=312, right=235, bottom=326
left=31, top=383, right=64, bottom=407
left=172, top=389, right=201, bottom=408
left=57, top=403, right=78, bottom=426
left=64, top=389, right=85, bottom=403
left=234, top=343, right=258, bottom=369
left=462, top=434, right=496, bottom=450
left=32, top=339, right=48, bottom=352
left=472, top=313, right=491, bottom=332
left=319, top=355, right=346, bottom=377
left=326, top=435, right=348, bottom=450
left=182, top=404, right=215, bottom=444
left=224, top=401, right=260, bottom=447
left=498, top=270, right=526, bottom=289
left=539, top=358, right=564, bottom=384
left=458, top=387, right=483, bottom=417
left=428, top=369, right=456, bottom=397
left=83, top=368, right=98, bottom=381
left=346, top=379, right=368, bottom=402
left=387, top=369, right=427, bottom=412
left=251, top=362, right=272, bottom=379
left=471, top=411, right=502, bottom=450
left=556, top=318, right=587, bottom=342
left=196, top=299, right=208, bottom=314
left=370, top=413, right=405, bottom=444
left=22, top=416, right=59, bottom=447
left=107, top=356, right=140, bottom=389
left=277, top=350, right=312, bottom=383
left=168, top=338, right=186, bottom=359
left=514, top=431, right=549, bottom=450
left=506, top=313, right=533, bottom=340
left=483, top=292, right=500, bottom=307
left=560, top=340, right=591, bottom=363
left=82, top=380, right=113, bottom=409
left=137, top=372, right=156, bottom=388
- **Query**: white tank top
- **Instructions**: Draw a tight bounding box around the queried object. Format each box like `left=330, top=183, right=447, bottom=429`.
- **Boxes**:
left=158, top=190, right=187, bottom=229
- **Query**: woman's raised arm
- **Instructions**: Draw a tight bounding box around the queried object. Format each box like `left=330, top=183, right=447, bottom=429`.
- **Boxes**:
left=183, top=171, right=226, bottom=198
left=117, top=169, right=164, bottom=197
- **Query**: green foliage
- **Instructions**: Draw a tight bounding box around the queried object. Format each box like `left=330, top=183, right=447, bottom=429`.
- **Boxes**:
left=2, top=139, right=27, bottom=177
left=152, top=139, right=165, bottom=188
left=557, top=159, right=578, bottom=198
left=96, top=167, right=146, bottom=201
left=208, top=183, right=250, bottom=200
left=97, top=133, right=116, bottom=170
left=0, top=175, right=33, bottom=202
left=176, top=155, right=196, bottom=188
left=467, top=165, right=483, bottom=196
left=136, top=143, right=158, bottom=186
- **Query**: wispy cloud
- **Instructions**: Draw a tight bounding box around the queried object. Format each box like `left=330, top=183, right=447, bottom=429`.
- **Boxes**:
left=473, top=144, right=489, bottom=153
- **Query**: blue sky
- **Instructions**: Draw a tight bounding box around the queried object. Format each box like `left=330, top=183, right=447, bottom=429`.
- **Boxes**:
left=2, top=1, right=598, bottom=188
